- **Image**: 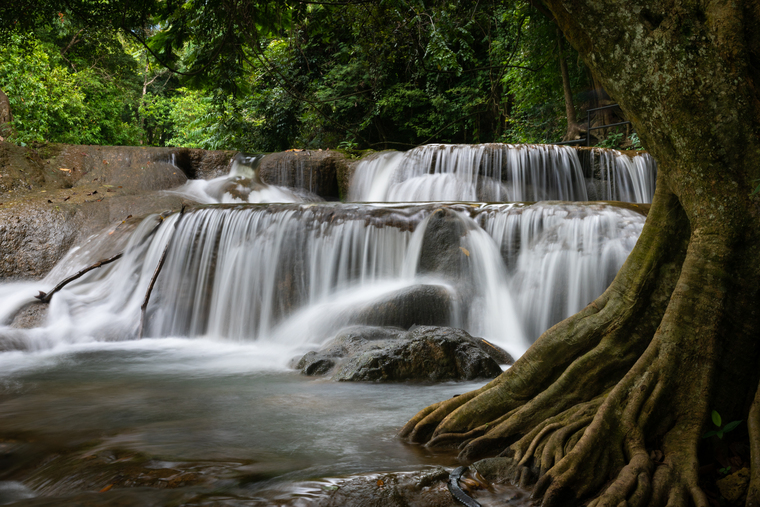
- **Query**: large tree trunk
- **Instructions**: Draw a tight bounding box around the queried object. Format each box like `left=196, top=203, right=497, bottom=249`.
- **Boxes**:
left=558, top=33, right=583, bottom=141
left=402, top=0, right=760, bottom=505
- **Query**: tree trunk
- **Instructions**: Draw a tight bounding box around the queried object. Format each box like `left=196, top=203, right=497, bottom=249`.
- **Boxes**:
left=402, top=0, right=760, bottom=505
left=558, top=33, right=582, bottom=141
left=0, top=88, right=12, bottom=140
left=0, top=88, right=12, bottom=125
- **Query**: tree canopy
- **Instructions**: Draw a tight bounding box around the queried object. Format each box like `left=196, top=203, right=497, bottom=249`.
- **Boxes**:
left=0, top=0, right=624, bottom=151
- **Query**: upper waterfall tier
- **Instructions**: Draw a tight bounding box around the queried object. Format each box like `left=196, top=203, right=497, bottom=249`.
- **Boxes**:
left=349, top=144, right=657, bottom=204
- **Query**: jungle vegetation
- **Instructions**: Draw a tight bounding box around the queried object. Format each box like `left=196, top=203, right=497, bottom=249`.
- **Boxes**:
left=0, top=0, right=623, bottom=151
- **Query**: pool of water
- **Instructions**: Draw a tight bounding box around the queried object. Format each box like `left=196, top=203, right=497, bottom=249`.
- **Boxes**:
left=0, top=338, right=497, bottom=504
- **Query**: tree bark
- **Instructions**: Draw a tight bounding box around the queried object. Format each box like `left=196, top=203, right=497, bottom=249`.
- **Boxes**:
left=402, top=0, right=760, bottom=505
left=558, top=33, right=582, bottom=141
left=0, top=88, right=12, bottom=137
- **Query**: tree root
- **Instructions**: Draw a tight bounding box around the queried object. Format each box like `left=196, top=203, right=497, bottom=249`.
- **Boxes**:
left=747, top=377, right=760, bottom=507
left=399, top=180, right=755, bottom=507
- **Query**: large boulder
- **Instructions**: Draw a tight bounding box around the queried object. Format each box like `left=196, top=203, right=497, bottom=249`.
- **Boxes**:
left=352, top=284, right=455, bottom=329
left=258, top=150, right=346, bottom=200
left=292, top=325, right=512, bottom=382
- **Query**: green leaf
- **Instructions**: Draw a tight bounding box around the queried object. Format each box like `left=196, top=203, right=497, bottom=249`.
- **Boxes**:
left=711, top=410, right=722, bottom=427
left=717, top=430, right=724, bottom=439
left=722, top=420, right=743, bottom=433
left=702, top=430, right=719, bottom=439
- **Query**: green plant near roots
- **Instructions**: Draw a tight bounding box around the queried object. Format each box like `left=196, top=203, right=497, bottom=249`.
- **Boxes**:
left=702, top=410, right=742, bottom=439
left=629, top=132, right=643, bottom=150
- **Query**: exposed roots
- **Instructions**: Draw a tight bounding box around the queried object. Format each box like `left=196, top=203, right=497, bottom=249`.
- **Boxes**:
left=401, top=178, right=760, bottom=506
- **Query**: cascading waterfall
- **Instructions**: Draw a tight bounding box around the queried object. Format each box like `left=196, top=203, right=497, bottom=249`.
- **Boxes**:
left=1, top=202, right=645, bottom=359
left=475, top=203, right=644, bottom=339
left=349, top=143, right=657, bottom=203
left=589, top=149, right=657, bottom=203
left=0, top=144, right=654, bottom=503
left=171, top=153, right=322, bottom=204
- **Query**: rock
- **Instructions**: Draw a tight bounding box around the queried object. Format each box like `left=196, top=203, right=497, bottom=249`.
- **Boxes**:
left=258, top=150, right=346, bottom=200
left=295, top=325, right=507, bottom=382
left=314, top=467, right=457, bottom=507
left=0, top=191, right=183, bottom=280
left=0, top=141, right=68, bottom=198
left=353, top=284, right=454, bottom=329
left=476, top=338, right=514, bottom=365
left=10, top=303, right=48, bottom=329
left=716, top=467, right=749, bottom=505
left=417, top=208, right=470, bottom=280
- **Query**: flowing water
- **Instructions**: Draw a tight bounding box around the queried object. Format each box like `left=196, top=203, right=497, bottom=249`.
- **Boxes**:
left=0, top=143, right=654, bottom=505
left=350, top=143, right=657, bottom=203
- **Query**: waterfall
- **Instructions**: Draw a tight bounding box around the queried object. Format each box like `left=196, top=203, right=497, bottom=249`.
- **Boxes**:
left=349, top=143, right=656, bottom=203
left=475, top=203, right=644, bottom=339
left=1, top=202, right=645, bottom=360
left=589, top=150, right=657, bottom=203
left=170, top=154, right=322, bottom=204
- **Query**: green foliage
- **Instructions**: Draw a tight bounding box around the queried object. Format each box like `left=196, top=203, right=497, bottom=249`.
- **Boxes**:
left=0, top=0, right=595, bottom=151
left=629, top=133, right=643, bottom=150
left=0, top=33, right=140, bottom=145
left=596, top=132, right=625, bottom=149
left=702, top=410, right=742, bottom=439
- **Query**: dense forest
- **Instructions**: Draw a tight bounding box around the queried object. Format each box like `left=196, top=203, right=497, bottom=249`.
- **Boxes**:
left=0, top=0, right=637, bottom=152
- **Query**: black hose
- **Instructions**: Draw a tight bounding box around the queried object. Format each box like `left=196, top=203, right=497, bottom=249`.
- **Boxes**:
left=448, top=466, right=482, bottom=507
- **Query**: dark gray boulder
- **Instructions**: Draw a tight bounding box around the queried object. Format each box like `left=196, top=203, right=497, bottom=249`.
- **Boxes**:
left=352, top=284, right=454, bottom=329
left=417, top=208, right=470, bottom=281
left=293, top=325, right=512, bottom=382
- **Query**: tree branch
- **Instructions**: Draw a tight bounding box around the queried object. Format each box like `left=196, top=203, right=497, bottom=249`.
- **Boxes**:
left=35, top=253, right=123, bottom=303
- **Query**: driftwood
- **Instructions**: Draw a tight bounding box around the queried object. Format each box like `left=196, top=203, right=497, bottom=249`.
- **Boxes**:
left=138, top=205, right=186, bottom=338
left=35, top=253, right=123, bottom=303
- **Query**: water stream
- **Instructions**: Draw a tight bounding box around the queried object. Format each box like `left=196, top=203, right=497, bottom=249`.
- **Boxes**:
left=0, top=143, right=654, bottom=505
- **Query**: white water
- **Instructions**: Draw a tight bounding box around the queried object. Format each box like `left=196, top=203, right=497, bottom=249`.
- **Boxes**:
left=1, top=202, right=645, bottom=361
left=171, top=153, right=321, bottom=204
left=590, top=149, right=657, bottom=203
left=349, top=143, right=656, bottom=203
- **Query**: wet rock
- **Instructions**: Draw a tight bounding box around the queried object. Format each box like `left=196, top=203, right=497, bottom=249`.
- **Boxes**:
left=45, top=145, right=235, bottom=192
left=417, top=208, right=470, bottom=280
left=315, top=467, right=457, bottom=507
left=353, top=284, right=454, bottom=329
left=295, top=325, right=507, bottom=382
left=258, top=150, right=346, bottom=200
left=10, top=302, right=48, bottom=329
left=0, top=141, right=69, bottom=198
left=0, top=191, right=183, bottom=280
